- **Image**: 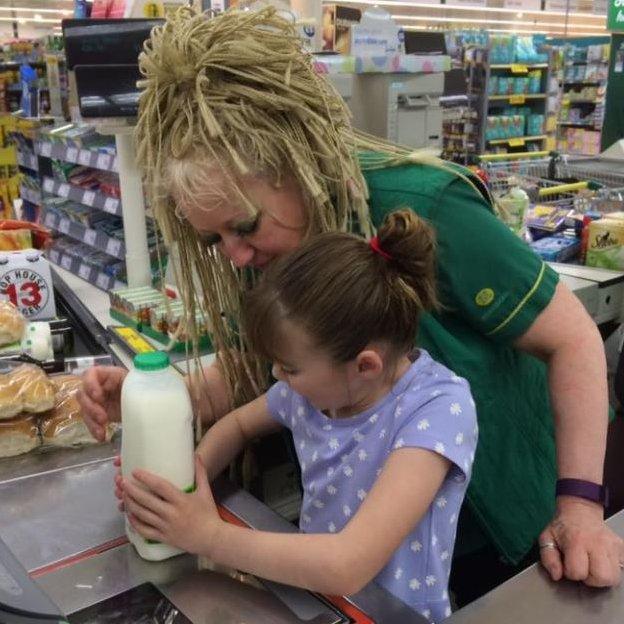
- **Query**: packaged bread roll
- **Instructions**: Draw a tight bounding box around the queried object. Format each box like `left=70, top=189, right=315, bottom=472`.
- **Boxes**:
left=0, top=373, right=23, bottom=420
left=0, top=301, right=25, bottom=346
left=41, top=374, right=115, bottom=447
left=0, top=414, right=40, bottom=458
left=11, top=364, right=56, bottom=414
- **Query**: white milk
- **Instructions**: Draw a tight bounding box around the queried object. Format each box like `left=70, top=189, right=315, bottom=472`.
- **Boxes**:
left=120, top=351, right=195, bottom=561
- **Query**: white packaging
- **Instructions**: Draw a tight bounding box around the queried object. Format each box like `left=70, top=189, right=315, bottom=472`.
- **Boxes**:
left=121, top=351, right=195, bottom=561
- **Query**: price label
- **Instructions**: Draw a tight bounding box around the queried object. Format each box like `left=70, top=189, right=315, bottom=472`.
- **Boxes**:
left=112, top=157, right=119, bottom=171
left=29, top=156, right=37, bottom=169
left=96, top=272, right=110, bottom=290
left=58, top=183, right=70, bottom=198
left=79, top=150, right=92, bottom=166
left=83, top=228, right=97, bottom=246
left=82, top=190, right=96, bottom=207
left=66, top=147, right=78, bottom=162
left=48, top=249, right=59, bottom=263
left=44, top=213, right=55, bottom=228
left=97, top=154, right=111, bottom=170
left=59, top=218, right=71, bottom=234
left=511, top=64, right=529, bottom=74
left=40, top=142, right=52, bottom=157
left=106, top=237, right=122, bottom=258
left=60, top=255, right=72, bottom=270
left=43, top=178, right=54, bottom=193
left=104, top=197, right=119, bottom=214
left=78, top=263, right=92, bottom=280
left=509, top=94, right=526, bottom=105
left=508, top=137, right=526, bottom=147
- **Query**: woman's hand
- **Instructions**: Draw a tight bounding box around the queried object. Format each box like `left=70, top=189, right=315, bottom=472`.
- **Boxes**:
left=123, top=455, right=223, bottom=555
left=78, top=366, right=127, bottom=441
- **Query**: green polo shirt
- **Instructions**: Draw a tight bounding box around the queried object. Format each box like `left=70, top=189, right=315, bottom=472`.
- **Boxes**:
left=362, top=161, right=559, bottom=565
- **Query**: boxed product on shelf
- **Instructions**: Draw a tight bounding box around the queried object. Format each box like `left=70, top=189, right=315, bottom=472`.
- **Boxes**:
left=526, top=114, right=544, bottom=136
left=514, top=36, right=548, bottom=64
left=109, top=286, right=167, bottom=324
left=528, top=70, right=542, bottom=94
left=490, top=34, right=515, bottom=64
left=530, top=235, right=580, bottom=263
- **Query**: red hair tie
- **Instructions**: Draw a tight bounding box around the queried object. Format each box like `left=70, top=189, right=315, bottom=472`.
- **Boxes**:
left=369, top=236, right=392, bottom=261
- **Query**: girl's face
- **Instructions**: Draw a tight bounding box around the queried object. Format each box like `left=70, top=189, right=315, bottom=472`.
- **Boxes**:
left=179, top=175, right=307, bottom=269
left=271, top=319, right=380, bottom=417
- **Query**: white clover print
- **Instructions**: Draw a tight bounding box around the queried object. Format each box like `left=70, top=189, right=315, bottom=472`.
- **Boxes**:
left=450, top=402, right=462, bottom=416
left=430, top=389, right=442, bottom=398
left=328, top=438, right=339, bottom=450
left=431, top=535, right=438, bottom=546
left=417, top=419, right=430, bottom=431
left=394, top=567, right=403, bottom=580
left=455, top=432, right=464, bottom=445
left=435, top=496, right=447, bottom=509
left=327, top=484, right=338, bottom=495
left=357, top=489, right=367, bottom=501
left=343, top=465, right=354, bottom=477
left=312, top=499, right=324, bottom=509
left=297, top=405, right=305, bottom=417
left=379, top=429, right=387, bottom=439
left=280, top=387, right=288, bottom=397
left=278, top=409, right=286, bottom=420
left=425, top=575, right=436, bottom=587
left=394, top=438, right=405, bottom=449
left=353, top=431, right=365, bottom=443
left=328, top=522, right=336, bottom=533
left=343, top=505, right=351, bottom=517
left=445, top=606, right=452, bottom=617
left=323, top=424, right=332, bottom=431
left=409, top=578, right=421, bottom=591
left=302, top=514, right=311, bottom=524
left=311, top=450, right=318, bottom=462
left=440, top=550, right=449, bottom=561
left=299, top=440, right=306, bottom=450
left=435, top=442, right=446, bottom=454
left=369, top=413, right=379, bottom=424
left=410, top=540, right=422, bottom=552
left=358, top=449, right=368, bottom=461
left=451, top=374, right=462, bottom=384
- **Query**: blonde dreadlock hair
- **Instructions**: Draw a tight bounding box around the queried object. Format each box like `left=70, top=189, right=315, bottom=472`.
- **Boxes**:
left=135, top=6, right=475, bottom=410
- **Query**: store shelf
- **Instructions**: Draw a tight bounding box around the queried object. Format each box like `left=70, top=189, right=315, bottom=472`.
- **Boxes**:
left=558, top=121, right=600, bottom=129
left=563, top=81, right=602, bottom=86
left=41, top=176, right=122, bottom=216
left=490, top=63, right=548, bottom=70
left=487, top=134, right=547, bottom=146
left=17, top=150, right=38, bottom=171
left=489, top=93, right=547, bottom=101
left=19, top=184, right=41, bottom=205
left=47, top=247, right=124, bottom=292
left=566, top=60, right=609, bottom=66
left=43, top=211, right=125, bottom=260
left=35, top=140, right=118, bottom=172
left=563, top=99, right=601, bottom=105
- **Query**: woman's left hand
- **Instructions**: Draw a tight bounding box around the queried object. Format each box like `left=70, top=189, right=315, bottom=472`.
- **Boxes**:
left=123, top=454, right=222, bottom=555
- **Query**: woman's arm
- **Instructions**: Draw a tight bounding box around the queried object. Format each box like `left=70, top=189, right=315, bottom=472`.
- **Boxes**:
left=124, top=446, right=450, bottom=596
left=514, top=281, right=624, bottom=586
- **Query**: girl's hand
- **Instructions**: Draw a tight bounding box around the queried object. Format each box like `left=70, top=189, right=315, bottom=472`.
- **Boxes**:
left=123, top=455, right=222, bottom=555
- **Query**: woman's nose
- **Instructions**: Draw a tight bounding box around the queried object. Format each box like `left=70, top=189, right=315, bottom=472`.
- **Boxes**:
left=219, top=236, right=254, bottom=268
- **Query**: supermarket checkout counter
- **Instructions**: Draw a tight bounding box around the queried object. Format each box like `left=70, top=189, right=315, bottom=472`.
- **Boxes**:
left=550, top=262, right=624, bottom=325
left=446, top=510, right=624, bottom=624
left=0, top=267, right=425, bottom=624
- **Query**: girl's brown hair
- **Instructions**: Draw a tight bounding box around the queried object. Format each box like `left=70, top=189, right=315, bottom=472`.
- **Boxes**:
left=243, top=210, right=438, bottom=363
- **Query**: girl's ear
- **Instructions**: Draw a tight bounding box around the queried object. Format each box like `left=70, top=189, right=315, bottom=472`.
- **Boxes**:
left=354, top=349, right=384, bottom=379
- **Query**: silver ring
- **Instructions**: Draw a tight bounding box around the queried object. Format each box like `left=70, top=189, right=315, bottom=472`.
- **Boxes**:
left=539, top=541, right=557, bottom=550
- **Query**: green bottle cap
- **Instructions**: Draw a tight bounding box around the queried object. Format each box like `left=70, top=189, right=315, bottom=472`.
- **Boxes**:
left=134, top=351, right=170, bottom=371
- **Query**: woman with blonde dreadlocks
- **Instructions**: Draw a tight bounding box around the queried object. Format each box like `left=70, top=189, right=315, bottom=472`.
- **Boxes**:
left=78, top=6, right=623, bottom=603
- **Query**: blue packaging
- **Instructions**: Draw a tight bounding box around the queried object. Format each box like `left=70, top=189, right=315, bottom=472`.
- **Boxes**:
left=530, top=235, right=580, bottom=262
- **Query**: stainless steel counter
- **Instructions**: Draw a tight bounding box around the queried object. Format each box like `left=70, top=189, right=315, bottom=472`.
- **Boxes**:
left=447, top=510, right=624, bottom=624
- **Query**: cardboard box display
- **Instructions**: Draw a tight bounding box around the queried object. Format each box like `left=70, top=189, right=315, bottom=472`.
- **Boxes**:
left=322, top=5, right=361, bottom=54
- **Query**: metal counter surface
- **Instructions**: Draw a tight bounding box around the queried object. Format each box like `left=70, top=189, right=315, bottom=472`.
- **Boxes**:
left=0, top=439, right=123, bottom=574
left=447, top=510, right=624, bottom=624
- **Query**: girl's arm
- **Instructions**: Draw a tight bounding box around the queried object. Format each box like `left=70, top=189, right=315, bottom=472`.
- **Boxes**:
left=125, top=446, right=450, bottom=597
left=197, top=394, right=283, bottom=480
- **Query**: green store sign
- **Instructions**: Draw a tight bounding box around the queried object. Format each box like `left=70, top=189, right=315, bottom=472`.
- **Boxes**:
left=609, top=0, right=624, bottom=32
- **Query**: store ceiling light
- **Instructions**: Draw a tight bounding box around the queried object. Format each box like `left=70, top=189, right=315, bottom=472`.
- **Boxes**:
left=402, top=24, right=606, bottom=37
left=0, top=15, right=59, bottom=23
left=0, top=7, right=69, bottom=14
left=328, top=0, right=605, bottom=19
left=34, top=13, right=43, bottom=20
left=392, top=14, right=604, bottom=30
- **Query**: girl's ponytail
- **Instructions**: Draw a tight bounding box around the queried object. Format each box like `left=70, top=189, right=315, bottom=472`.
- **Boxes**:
left=376, top=210, right=439, bottom=313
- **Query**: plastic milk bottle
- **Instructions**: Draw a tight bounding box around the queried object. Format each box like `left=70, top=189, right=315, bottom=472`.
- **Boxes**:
left=121, top=351, right=195, bottom=560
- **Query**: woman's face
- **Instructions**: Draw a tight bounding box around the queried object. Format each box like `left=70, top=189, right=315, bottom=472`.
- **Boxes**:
left=179, top=175, right=307, bottom=270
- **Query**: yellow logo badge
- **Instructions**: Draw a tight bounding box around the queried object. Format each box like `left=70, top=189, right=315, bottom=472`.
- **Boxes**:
left=475, top=288, right=495, bottom=307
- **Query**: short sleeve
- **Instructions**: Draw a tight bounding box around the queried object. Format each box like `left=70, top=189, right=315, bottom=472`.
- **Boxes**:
left=266, top=381, right=295, bottom=427
left=391, top=381, right=478, bottom=482
left=431, top=178, right=559, bottom=344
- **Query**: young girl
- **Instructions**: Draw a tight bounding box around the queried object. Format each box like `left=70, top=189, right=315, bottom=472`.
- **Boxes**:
left=121, top=210, right=478, bottom=623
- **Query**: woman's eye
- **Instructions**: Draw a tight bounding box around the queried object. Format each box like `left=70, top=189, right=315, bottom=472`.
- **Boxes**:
left=199, top=232, right=221, bottom=246
left=234, top=214, right=261, bottom=236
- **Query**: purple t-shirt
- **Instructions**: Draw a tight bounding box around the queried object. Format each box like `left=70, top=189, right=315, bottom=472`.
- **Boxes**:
left=266, top=349, right=478, bottom=623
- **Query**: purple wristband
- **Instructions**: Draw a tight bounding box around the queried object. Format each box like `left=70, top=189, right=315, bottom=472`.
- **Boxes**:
left=555, top=478, right=609, bottom=507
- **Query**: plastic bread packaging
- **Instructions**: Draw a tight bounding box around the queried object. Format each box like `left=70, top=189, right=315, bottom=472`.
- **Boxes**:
left=0, top=364, right=56, bottom=420
left=0, top=301, right=26, bottom=346
left=0, top=414, right=41, bottom=458
left=40, top=374, right=117, bottom=448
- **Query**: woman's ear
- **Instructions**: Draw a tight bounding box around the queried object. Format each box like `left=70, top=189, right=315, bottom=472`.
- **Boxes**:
left=354, top=349, right=384, bottom=380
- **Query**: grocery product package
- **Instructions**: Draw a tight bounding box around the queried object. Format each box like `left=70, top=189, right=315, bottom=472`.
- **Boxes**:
left=0, top=363, right=56, bottom=419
